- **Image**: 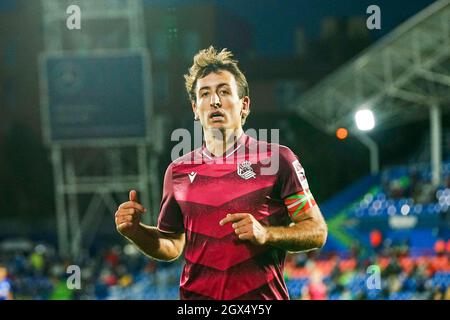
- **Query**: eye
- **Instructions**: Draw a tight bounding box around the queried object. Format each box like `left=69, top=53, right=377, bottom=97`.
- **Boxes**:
left=201, top=91, right=209, bottom=97
left=219, top=89, right=229, bottom=95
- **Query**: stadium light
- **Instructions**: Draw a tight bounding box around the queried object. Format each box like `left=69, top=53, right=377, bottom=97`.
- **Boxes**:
left=336, top=127, right=348, bottom=140
left=354, top=109, right=375, bottom=131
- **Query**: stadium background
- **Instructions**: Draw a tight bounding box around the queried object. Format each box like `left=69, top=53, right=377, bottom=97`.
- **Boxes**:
left=0, top=0, right=448, bottom=300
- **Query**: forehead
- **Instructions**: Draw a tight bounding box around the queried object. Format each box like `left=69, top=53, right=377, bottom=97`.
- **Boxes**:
left=196, top=70, right=237, bottom=91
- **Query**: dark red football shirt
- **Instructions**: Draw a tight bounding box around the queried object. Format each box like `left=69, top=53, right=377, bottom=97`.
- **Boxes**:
left=157, top=133, right=309, bottom=300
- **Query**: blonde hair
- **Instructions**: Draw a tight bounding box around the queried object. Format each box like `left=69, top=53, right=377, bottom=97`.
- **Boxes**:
left=184, top=46, right=250, bottom=124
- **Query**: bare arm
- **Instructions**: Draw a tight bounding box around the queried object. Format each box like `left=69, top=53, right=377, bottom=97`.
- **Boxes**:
left=123, top=224, right=185, bottom=261
left=265, top=206, right=327, bottom=252
left=219, top=206, right=327, bottom=252
left=115, top=190, right=185, bottom=261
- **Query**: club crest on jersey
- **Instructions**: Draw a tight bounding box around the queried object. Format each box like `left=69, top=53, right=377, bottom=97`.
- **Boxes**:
left=292, top=160, right=309, bottom=189
left=237, top=160, right=256, bottom=180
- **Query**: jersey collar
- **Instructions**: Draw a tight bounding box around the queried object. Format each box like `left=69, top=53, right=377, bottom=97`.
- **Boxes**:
left=201, top=132, right=247, bottom=160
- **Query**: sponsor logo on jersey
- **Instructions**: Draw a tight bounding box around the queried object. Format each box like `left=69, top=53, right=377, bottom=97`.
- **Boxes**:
left=188, top=172, right=197, bottom=183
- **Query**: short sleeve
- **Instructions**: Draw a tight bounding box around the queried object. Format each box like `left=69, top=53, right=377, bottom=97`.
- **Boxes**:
left=277, top=146, right=311, bottom=199
left=157, top=164, right=184, bottom=233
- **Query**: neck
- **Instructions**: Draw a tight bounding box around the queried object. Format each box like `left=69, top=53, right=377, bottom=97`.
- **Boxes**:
left=204, top=127, right=243, bottom=157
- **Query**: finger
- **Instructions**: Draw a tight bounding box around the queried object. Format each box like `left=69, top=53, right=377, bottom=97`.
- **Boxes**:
left=117, top=212, right=133, bottom=221
left=238, top=233, right=253, bottom=241
left=117, top=215, right=133, bottom=225
left=219, top=213, right=249, bottom=226
left=129, top=190, right=137, bottom=202
left=117, top=222, right=133, bottom=231
left=117, top=219, right=132, bottom=227
left=119, top=201, right=146, bottom=213
left=234, top=225, right=252, bottom=235
left=125, top=208, right=144, bottom=215
left=115, top=210, right=131, bottom=220
left=232, top=219, right=250, bottom=229
left=117, top=208, right=137, bottom=216
left=118, top=213, right=134, bottom=219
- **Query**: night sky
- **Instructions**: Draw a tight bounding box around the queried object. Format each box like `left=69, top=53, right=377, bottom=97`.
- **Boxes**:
left=144, top=0, right=438, bottom=56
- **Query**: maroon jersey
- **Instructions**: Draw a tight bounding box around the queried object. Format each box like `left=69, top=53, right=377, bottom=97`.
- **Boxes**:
left=157, top=133, right=308, bottom=300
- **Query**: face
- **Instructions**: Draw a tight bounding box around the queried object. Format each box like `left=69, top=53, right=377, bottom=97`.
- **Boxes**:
left=192, top=70, right=250, bottom=132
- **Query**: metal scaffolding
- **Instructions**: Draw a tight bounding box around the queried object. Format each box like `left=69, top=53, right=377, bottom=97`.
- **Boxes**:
left=40, top=0, right=160, bottom=260
left=291, top=0, right=450, bottom=183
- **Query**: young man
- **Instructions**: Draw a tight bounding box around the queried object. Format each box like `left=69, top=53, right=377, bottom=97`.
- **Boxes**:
left=115, top=46, right=327, bottom=300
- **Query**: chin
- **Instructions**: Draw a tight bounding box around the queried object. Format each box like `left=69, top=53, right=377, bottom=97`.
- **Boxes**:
left=209, top=121, right=226, bottom=128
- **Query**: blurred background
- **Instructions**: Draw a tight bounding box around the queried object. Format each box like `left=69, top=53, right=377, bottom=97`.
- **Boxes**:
left=0, top=0, right=449, bottom=300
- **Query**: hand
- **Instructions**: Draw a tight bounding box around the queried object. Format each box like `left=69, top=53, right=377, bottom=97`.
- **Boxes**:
left=219, top=213, right=268, bottom=245
left=115, top=190, right=147, bottom=238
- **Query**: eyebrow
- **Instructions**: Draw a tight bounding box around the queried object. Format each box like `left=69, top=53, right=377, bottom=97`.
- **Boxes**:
left=198, top=83, right=231, bottom=92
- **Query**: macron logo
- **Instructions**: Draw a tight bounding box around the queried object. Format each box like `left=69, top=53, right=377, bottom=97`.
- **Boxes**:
left=188, top=172, right=197, bottom=183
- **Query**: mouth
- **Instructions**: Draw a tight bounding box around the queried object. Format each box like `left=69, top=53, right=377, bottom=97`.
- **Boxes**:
left=209, top=111, right=225, bottom=121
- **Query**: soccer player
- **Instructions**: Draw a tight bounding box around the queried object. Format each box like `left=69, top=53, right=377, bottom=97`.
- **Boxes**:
left=0, top=265, right=13, bottom=300
left=115, top=46, right=327, bottom=300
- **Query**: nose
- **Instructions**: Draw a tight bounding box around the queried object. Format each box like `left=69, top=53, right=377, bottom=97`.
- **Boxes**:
left=210, top=93, right=221, bottom=108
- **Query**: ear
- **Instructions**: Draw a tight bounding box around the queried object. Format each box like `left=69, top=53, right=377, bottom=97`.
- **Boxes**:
left=191, top=101, right=198, bottom=120
left=240, top=96, right=250, bottom=117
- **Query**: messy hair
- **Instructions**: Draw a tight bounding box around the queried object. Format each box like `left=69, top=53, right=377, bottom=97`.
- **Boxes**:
left=184, top=46, right=250, bottom=124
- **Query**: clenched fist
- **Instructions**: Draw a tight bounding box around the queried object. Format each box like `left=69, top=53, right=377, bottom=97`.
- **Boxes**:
left=115, top=190, right=147, bottom=238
